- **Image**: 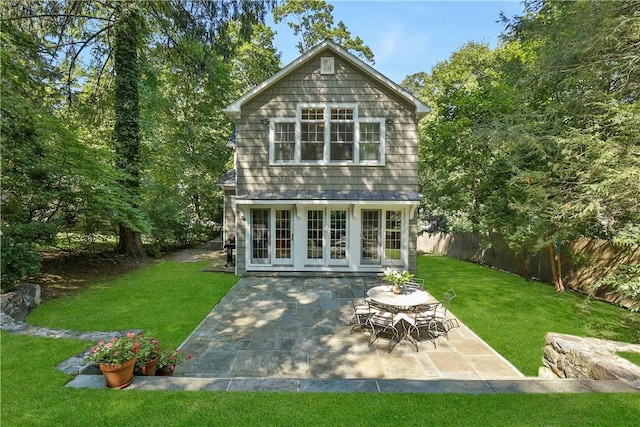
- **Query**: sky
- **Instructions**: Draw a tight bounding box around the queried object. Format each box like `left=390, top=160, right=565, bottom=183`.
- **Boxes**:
left=266, top=0, right=525, bottom=83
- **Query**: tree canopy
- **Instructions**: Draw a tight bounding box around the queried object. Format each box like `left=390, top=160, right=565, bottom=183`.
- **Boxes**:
left=1, top=0, right=278, bottom=290
left=408, top=0, right=639, bottom=291
left=273, top=0, right=374, bottom=62
left=3, top=0, right=637, bottom=297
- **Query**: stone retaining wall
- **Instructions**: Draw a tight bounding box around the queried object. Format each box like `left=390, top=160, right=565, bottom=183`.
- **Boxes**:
left=0, top=283, right=41, bottom=321
left=540, top=332, right=640, bottom=389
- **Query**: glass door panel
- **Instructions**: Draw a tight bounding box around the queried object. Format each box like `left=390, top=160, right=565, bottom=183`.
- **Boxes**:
left=361, top=210, right=381, bottom=265
left=385, top=210, right=402, bottom=260
left=251, top=209, right=270, bottom=264
left=274, top=209, right=292, bottom=263
left=329, top=210, right=347, bottom=262
left=307, top=210, right=324, bottom=262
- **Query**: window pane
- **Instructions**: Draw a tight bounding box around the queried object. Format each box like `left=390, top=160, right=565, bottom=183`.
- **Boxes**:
left=330, top=122, right=353, bottom=161
left=275, top=210, right=291, bottom=259
left=361, top=210, right=380, bottom=264
left=360, top=123, right=380, bottom=161
left=301, top=108, right=324, bottom=120
left=307, top=210, right=324, bottom=259
left=360, top=122, right=380, bottom=142
left=251, top=209, right=270, bottom=263
left=330, top=108, right=354, bottom=120
left=385, top=211, right=402, bottom=259
left=274, top=122, right=295, bottom=161
left=301, top=123, right=324, bottom=160
left=330, top=210, right=347, bottom=259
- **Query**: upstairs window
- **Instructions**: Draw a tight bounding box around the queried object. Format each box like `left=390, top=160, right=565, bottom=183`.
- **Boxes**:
left=269, top=104, right=385, bottom=165
left=301, top=108, right=324, bottom=161
left=273, top=122, right=295, bottom=161
left=359, top=121, right=381, bottom=162
left=330, top=108, right=354, bottom=161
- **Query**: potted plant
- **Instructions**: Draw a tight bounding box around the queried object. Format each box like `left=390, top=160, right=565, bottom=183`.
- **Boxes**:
left=86, top=331, right=141, bottom=389
left=382, top=268, right=414, bottom=294
left=134, top=333, right=161, bottom=376
left=156, top=347, right=190, bottom=376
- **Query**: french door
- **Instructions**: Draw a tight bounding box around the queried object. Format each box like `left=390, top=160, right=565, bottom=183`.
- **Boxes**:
left=361, top=209, right=404, bottom=266
left=305, top=208, right=349, bottom=265
left=250, top=208, right=293, bottom=265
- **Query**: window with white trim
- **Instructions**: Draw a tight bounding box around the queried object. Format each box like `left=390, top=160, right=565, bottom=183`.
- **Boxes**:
left=268, top=104, right=385, bottom=165
left=329, top=108, right=354, bottom=161
left=360, top=122, right=381, bottom=162
left=273, top=122, right=295, bottom=161
left=301, top=108, right=324, bottom=161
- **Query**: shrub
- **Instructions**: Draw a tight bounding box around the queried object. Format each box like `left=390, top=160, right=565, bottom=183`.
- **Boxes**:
left=0, top=235, right=41, bottom=293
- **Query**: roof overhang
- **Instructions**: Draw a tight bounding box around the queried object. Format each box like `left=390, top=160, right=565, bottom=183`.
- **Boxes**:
left=224, top=39, right=430, bottom=121
left=235, top=189, right=421, bottom=204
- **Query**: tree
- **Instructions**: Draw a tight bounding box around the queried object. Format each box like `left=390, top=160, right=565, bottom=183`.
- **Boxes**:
left=0, top=20, right=125, bottom=288
left=4, top=0, right=275, bottom=257
left=414, top=1, right=639, bottom=292
left=113, top=3, right=145, bottom=256
left=494, top=0, right=640, bottom=289
left=411, top=42, right=518, bottom=233
left=273, top=0, right=374, bottom=62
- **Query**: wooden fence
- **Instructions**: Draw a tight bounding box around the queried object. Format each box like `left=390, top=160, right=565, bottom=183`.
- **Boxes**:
left=417, top=232, right=640, bottom=308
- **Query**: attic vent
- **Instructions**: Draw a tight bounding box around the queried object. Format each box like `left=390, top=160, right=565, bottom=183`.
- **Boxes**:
left=320, top=57, right=335, bottom=74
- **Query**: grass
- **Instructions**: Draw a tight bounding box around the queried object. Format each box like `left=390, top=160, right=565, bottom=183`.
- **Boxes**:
left=416, top=256, right=640, bottom=376
left=619, top=352, right=640, bottom=367
left=2, top=256, right=640, bottom=426
left=26, top=260, right=237, bottom=349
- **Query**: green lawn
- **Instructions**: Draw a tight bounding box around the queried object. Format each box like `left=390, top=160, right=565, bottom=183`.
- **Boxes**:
left=415, top=256, right=640, bottom=376
left=2, top=257, right=639, bottom=426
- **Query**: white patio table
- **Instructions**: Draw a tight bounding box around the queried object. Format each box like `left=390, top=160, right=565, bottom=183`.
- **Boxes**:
left=367, top=285, right=432, bottom=309
left=366, top=285, right=435, bottom=351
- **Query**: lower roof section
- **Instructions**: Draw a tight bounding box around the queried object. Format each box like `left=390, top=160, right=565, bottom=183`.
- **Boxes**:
left=236, top=189, right=421, bottom=203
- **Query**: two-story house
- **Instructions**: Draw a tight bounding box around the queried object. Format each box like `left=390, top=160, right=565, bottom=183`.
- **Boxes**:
left=221, top=40, right=429, bottom=275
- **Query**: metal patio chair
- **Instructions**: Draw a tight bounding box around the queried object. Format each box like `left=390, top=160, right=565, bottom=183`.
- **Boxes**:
left=427, top=289, right=459, bottom=341
left=404, top=277, right=425, bottom=290
left=348, top=286, right=374, bottom=333
left=367, top=302, right=402, bottom=352
left=405, top=302, right=440, bottom=349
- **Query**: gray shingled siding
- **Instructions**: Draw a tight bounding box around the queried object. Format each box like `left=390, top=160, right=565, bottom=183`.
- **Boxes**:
left=235, top=208, right=246, bottom=273
left=236, top=54, right=418, bottom=196
left=234, top=52, right=420, bottom=274
left=223, top=190, right=236, bottom=245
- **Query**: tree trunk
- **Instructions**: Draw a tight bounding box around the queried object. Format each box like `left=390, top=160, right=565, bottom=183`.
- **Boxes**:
left=117, top=225, right=145, bottom=258
left=549, top=244, right=565, bottom=293
left=555, top=246, right=565, bottom=293
left=517, top=251, right=533, bottom=282
left=113, top=4, right=144, bottom=257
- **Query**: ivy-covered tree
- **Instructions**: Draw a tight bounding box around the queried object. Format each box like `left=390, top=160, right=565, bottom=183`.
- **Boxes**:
left=3, top=0, right=275, bottom=258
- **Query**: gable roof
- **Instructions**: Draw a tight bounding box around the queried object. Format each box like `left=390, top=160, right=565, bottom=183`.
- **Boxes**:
left=224, top=39, right=430, bottom=120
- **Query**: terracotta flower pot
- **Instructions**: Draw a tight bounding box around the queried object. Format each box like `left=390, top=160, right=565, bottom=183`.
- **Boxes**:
left=143, top=358, right=159, bottom=376
left=155, top=368, right=174, bottom=376
left=99, top=358, right=136, bottom=389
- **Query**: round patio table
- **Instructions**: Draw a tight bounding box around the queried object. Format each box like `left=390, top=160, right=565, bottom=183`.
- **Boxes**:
left=367, top=285, right=432, bottom=309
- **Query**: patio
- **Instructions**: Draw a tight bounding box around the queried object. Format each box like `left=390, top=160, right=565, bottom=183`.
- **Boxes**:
left=175, top=275, right=524, bottom=380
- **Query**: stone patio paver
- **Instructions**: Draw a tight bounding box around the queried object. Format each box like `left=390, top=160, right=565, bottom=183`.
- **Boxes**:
left=175, top=275, right=525, bottom=381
